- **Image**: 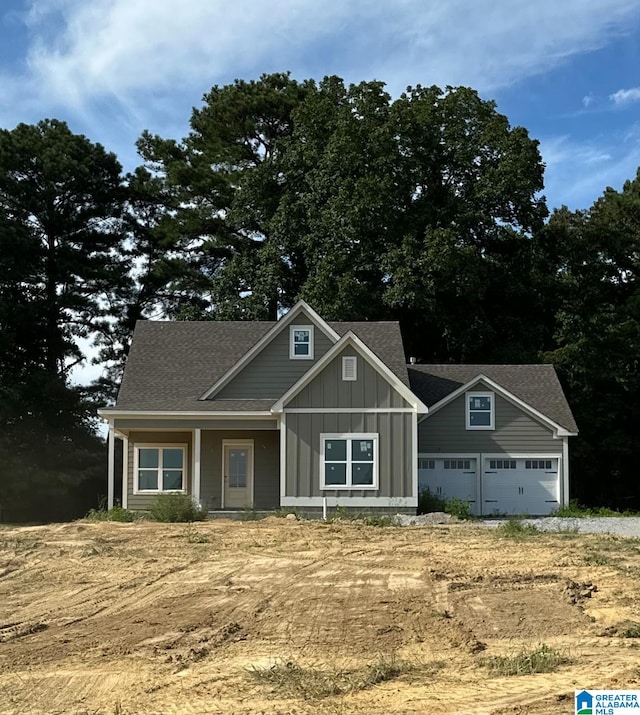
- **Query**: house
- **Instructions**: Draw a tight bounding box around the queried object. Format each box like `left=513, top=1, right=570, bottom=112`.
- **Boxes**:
left=98, top=301, right=578, bottom=516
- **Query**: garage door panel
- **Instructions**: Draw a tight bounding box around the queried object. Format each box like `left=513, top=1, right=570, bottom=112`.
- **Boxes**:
left=482, top=457, right=559, bottom=516
left=418, top=457, right=478, bottom=514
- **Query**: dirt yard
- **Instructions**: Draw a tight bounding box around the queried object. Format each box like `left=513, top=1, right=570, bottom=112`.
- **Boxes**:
left=1, top=517, right=639, bottom=715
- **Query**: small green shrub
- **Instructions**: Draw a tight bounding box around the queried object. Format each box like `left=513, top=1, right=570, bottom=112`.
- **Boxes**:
left=480, top=644, right=568, bottom=676
left=495, top=518, right=540, bottom=539
left=444, top=497, right=471, bottom=520
left=360, top=515, right=396, bottom=527
left=86, top=505, right=137, bottom=522
left=183, top=523, right=210, bottom=543
left=418, top=488, right=446, bottom=514
left=149, top=494, right=207, bottom=523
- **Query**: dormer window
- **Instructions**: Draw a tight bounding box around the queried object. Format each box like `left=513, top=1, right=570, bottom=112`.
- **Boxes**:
left=290, top=325, right=314, bottom=359
left=466, top=391, right=494, bottom=430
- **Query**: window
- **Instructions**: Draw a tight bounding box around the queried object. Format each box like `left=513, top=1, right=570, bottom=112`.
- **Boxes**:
left=444, top=459, right=472, bottom=470
left=489, top=459, right=516, bottom=469
left=525, top=460, right=553, bottom=470
left=466, top=391, right=494, bottom=430
left=342, top=356, right=357, bottom=381
left=321, top=434, right=378, bottom=490
left=290, top=325, right=314, bottom=359
left=419, top=458, right=435, bottom=470
left=135, top=444, right=186, bottom=493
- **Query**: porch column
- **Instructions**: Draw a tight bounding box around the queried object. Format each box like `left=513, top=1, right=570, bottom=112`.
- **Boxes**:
left=107, top=423, right=115, bottom=509
left=121, top=435, right=129, bottom=509
left=193, top=428, right=202, bottom=506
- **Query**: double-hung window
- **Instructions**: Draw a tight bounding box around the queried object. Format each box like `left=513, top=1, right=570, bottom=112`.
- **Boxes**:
left=321, top=434, right=378, bottom=490
left=290, top=325, right=314, bottom=359
left=466, top=392, right=494, bottom=430
left=135, top=444, right=186, bottom=493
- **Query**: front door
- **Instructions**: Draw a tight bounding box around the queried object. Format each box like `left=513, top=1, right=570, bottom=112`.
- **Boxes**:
left=223, top=442, right=253, bottom=508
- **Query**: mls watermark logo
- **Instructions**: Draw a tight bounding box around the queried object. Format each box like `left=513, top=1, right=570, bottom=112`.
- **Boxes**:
left=576, top=690, right=640, bottom=714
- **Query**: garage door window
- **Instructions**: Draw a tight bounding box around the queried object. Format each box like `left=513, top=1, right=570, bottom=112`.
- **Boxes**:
left=526, top=460, right=553, bottom=470
left=444, top=459, right=472, bottom=470
left=321, top=434, right=378, bottom=490
left=489, top=459, right=516, bottom=469
left=466, top=392, right=494, bottom=430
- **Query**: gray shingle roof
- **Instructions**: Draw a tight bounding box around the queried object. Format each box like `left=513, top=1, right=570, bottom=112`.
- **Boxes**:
left=115, top=319, right=409, bottom=411
left=408, top=364, right=578, bottom=432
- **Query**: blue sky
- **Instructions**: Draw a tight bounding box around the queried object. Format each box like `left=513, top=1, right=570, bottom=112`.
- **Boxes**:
left=1, top=0, right=640, bottom=212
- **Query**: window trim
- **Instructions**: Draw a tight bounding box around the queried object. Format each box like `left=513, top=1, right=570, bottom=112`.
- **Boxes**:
left=289, top=325, right=314, bottom=360
left=465, top=391, right=495, bottom=431
left=342, top=355, right=357, bottom=381
left=133, top=443, right=188, bottom=494
left=320, top=433, right=379, bottom=491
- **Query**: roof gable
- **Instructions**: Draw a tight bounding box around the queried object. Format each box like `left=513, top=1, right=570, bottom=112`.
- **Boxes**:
left=408, top=364, right=578, bottom=434
left=272, top=332, right=428, bottom=413
left=200, top=301, right=339, bottom=400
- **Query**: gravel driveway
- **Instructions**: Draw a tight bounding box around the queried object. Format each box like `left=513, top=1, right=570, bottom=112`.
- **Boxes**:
left=479, top=517, right=640, bottom=537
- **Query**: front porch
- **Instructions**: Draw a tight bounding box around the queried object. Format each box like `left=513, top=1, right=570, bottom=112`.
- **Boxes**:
left=107, top=424, right=280, bottom=512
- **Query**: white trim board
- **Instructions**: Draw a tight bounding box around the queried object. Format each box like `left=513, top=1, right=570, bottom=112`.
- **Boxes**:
left=281, top=497, right=417, bottom=508
left=419, top=374, right=577, bottom=438
left=99, top=409, right=274, bottom=419
left=199, top=301, right=340, bottom=400
left=271, top=332, right=428, bottom=414
left=283, top=408, right=415, bottom=414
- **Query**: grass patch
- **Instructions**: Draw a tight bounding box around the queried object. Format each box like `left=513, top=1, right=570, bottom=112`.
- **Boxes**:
left=248, top=654, right=412, bottom=699
left=149, top=494, right=207, bottom=523
left=480, top=644, right=569, bottom=676
left=495, top=519, right=540, bottom=539
left=183, top=523, right=210, bottom=543
left=554, top=501, right=640, bottom=518
left=85, top=506, right=137, bottom=522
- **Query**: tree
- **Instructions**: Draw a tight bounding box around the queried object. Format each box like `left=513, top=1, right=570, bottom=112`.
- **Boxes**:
left=0, top=119, right=126, bottom=520
left=542, top=173, right=640, bottom=507
left=135, top=75, right=548, bottom=365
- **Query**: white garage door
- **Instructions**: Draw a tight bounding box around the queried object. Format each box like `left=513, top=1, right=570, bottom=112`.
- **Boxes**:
left=418, top=456, right=478, bottom=514
left=482, top=457, right=559, bottom=515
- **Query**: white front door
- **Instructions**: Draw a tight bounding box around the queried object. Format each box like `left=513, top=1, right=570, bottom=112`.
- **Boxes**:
left=223, top=442, right=253, bottom=508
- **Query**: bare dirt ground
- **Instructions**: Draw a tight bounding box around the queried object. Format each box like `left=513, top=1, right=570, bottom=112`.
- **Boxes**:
left=1, top=518, right=639, bottom=715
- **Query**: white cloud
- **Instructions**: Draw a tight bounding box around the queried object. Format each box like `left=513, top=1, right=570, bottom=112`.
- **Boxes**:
left=582, top=94, right=594, bottom=108
left=540, top=132, right=640, bottom=209
left=4, top=0, right=640, bottom=119
left=609, top=87, right=640, bottom=105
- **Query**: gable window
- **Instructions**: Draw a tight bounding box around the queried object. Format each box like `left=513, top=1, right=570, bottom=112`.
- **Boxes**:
left=134, top=444, right=186, bottom=493
left=466, top=391, right=494, bottom=430
left=321, top=434, right=378, bottom=490
left=290, top=325, right=314, bottom=359
left=342, top=356, right=357, bottom=381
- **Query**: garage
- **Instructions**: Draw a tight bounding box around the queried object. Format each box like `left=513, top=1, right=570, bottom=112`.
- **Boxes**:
left=482, top=457, right=559, bottom=515
left=418, top=456, right=478, bottom=514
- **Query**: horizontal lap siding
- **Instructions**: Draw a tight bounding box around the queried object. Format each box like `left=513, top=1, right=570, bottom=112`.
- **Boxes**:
left=287, top=347, right=409, bottom=409
left=286, top=413, right=413, bottom=498
left=217, top=317, right=334, bottom=399
left=200, top=430, right=280, bottom=510
left=419, top=391, right=559, bottom=454
left=127, top=431, right=192, bottom=510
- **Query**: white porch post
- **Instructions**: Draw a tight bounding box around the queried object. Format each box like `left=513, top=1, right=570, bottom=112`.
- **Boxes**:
left=107, top=423, right=115, bottom=509
left=121, top=435, right=129, bottom=509
left=193, top=428, right=202, bottom=506
left=562, top=437, right=570, bottom=506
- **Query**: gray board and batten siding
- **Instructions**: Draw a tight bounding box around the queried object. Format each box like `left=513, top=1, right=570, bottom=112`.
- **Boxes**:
left=216, top=317, right=335, bottom=399
left=286, top=347, right=410, bottom=409
left=126, top=429, right=280, bottom=511
left=285, top=412, right=414, bottom=499
left=418, top=381, right=560, bottom=454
